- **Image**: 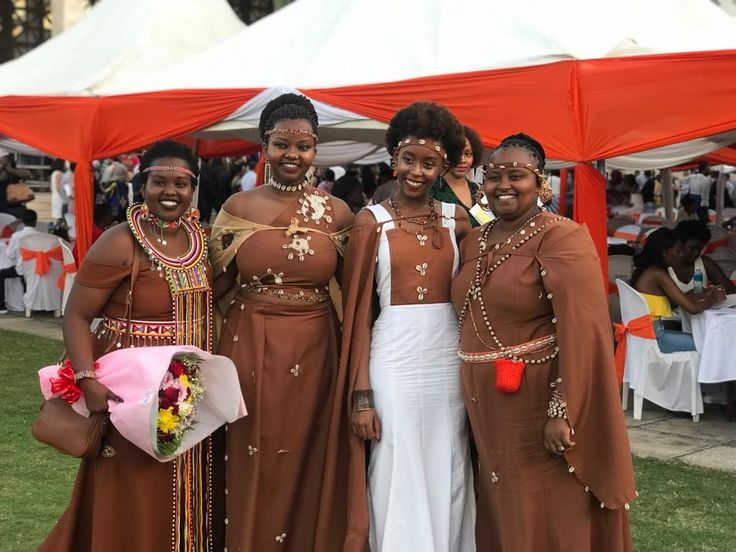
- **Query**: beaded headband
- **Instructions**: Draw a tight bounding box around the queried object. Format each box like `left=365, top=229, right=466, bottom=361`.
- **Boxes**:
left=142, top=165, right=197, bottom=179
left=485, top=161, right=543, bottom=178
left=394, top=137, right=448, bottom=162
left=264, top=128, right=318, bottom=141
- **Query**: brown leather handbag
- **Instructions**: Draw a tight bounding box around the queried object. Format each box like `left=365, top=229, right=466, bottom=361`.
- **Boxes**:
left=31, top=245, right=143, bottom=457
left=31, top=398, right=108, bottom=458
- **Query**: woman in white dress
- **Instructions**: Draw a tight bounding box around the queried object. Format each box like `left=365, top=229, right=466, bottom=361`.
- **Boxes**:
left=340, top=101, right=475, bottom=551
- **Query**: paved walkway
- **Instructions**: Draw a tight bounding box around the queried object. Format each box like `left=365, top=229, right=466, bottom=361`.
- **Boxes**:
left=2, top=312, right=734, bottom=473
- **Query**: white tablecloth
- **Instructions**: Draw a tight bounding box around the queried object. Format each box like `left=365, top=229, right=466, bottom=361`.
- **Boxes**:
left=685, top=294, right=736, bottom=383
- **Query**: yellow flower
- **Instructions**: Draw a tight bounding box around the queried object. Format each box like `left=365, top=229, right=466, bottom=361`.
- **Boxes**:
left=158, top=407, right=180, bottom=433
left=179, top=374, right=189, bottom=387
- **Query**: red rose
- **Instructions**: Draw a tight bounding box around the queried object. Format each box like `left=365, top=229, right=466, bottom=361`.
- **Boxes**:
left=159, top=386, right=179, bottom=409
left=169, top=360, right=187, bottom=377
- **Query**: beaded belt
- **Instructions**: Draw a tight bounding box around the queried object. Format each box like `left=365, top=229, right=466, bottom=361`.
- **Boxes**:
left=99, top=315, right=176, bottom=339
left=239, top=283, right=330, bottom=304
left=458, top=333, right=558, bottom=363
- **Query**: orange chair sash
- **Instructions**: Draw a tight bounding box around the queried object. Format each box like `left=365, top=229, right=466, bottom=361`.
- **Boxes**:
left=57, top=262, right=77, bottom=290
left=19, top=246, right=63, bottom=276
left=613, top=314, right=656, bottom=384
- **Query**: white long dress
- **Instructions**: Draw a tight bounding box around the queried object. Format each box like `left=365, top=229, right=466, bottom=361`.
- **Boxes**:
left=367, top=202, right=475, bottom=552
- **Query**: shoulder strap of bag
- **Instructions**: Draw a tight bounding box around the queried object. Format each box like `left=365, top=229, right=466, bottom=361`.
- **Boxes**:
left=121, top=240, right=143, bottom=347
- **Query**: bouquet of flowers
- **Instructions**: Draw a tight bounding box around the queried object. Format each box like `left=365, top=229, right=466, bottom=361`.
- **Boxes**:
left=156, top=353, right=205, bottom=457
left=38, top=345, right=246, bottom=462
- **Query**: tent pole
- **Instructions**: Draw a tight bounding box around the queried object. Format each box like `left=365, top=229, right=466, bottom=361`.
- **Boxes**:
left=661, top=168, right=674, bottom=222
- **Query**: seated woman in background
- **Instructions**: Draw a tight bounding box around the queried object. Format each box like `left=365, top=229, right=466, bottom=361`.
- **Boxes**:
left=631, top=228, right=726, bottom=353
left=670, top=220, right=736, bottom=294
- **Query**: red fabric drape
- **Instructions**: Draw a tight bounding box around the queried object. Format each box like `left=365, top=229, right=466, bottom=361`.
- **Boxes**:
left=0, top=90, right=261, bottom=258
left=255, top=155, right=266, bottom=186
left=573, top=163, right=608, bottom=292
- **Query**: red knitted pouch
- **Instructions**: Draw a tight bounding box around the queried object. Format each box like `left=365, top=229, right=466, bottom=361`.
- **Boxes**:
left=495, top=358, right=526, bottom=393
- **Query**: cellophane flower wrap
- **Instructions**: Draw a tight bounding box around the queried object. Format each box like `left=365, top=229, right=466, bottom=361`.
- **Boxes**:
left=37, top=345, right=247, bottom=462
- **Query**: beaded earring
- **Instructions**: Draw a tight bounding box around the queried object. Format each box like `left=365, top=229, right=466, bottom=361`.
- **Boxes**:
left=264, top=161, right=272, bottom=183
left=538, top=176, right=554, bottom=204
left=184, top=207, right=200, bottom=222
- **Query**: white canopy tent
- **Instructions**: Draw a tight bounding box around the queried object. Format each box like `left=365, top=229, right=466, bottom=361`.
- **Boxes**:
left=0, top=0, right=245, bottom=96
left=101, top=0, right=736, bottom=168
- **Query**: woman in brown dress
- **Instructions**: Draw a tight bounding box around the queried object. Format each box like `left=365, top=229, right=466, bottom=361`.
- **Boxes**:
left=40, top=140, right=217, bottom=551
left=209, top=93, right=354, bottom=551
left=451, top=133, right=636, bottom=551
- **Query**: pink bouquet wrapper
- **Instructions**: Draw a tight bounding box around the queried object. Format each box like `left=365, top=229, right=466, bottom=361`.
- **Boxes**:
left=38, top=345, right=247, bottom=462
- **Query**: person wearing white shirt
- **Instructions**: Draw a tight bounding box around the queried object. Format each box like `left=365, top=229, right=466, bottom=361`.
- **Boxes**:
left=0, top=209, right=38, bottom=313
left=240, top=160, right=258, bottom=191
left=680, top=163, right=711, bottom=207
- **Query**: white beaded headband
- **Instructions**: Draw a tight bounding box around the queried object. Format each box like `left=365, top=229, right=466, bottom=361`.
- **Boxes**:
left=394, top=137, right=448, bottom=162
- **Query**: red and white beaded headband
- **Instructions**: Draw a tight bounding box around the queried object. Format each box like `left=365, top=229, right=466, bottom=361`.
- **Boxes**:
left=142, top=165, right=197, bottom=179
left=264, top=128, right=318, bottom=141
left=394, top=137, right=448, bottom=162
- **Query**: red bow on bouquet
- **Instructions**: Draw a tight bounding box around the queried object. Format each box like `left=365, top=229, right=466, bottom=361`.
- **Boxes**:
left=49, top=360, right=82, bottom=405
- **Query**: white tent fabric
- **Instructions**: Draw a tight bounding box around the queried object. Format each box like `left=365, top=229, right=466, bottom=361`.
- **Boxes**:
left=0, top=0, right=244, bottom=95
left=115, top=0, right=736, bottom=93
left=115, top=0, right=736, bottom=167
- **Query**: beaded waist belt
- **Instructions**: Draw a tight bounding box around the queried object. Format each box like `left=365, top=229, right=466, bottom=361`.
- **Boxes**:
left=100, top=315, right=176, bottom=339
left=458, top=333, right=558, bottom=363
left=238, top=283, right=330, bottom=304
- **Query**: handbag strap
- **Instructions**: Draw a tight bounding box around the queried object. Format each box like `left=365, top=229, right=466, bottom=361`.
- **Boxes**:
left=121, top=240, right=143, bottom=348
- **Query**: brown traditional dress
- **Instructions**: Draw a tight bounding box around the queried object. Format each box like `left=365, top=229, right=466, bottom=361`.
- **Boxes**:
left=39, top=206, right=217, bottom=552
left=209, top=189, right=351, bottom=552
left=450, top=212, right=636, bottom=552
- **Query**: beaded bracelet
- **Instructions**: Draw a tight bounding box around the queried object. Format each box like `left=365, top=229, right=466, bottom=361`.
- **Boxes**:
left=352, top=389, right=375, bottom=411
left=73, top=370, right=97, bottom=383
left=547, top=378, right=567, bottom=419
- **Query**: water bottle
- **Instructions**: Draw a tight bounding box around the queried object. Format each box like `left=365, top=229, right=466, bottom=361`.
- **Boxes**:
left=693, top=268, right=704, bottom=293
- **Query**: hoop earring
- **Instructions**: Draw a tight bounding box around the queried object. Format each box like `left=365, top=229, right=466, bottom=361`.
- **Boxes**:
left=264, top=161, right=272, bottom=183
left=475, top=189, right=489, bottom=207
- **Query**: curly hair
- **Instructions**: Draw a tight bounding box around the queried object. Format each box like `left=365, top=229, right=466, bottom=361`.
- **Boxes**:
left=385, top=101, right=465, bottom=167
left=495, top=133, right=546, bottom=170
left=139, top=140, right=199, bottom=186
left=463, top=125, right=484, bottom=168
left=259, top=93, right=319, bottom=142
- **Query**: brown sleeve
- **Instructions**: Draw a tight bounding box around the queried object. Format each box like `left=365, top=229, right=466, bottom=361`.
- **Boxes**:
left=538, top=222, right=637, bottom=509
left=75, top=259, right=130, bottom=289
left=334, top=210, right=382, bottom=550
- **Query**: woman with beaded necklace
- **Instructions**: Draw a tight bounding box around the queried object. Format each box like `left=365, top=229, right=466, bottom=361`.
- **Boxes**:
left=209, top=93, right=353, bottom=551
left=340, top=101, right=475, bottom=551
left=40, top=140, right=218, bottom=552
left=451, top=133, right=636, bottom=551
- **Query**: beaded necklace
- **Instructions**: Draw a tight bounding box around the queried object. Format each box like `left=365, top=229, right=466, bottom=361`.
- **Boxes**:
left=389, top=195, right=439, bottom=248
left=458, top=213, right=565, bottom=365
left=266, top=177, right=305, bottom=193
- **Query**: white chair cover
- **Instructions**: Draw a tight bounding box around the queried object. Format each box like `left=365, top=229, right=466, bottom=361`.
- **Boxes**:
left=0, top=213, right=24, bottom=311
left=16, top=233, right=66, bottom=314
left=58, top=238, right=76, bottom=315
left=616, top=279, right=703, bottom=421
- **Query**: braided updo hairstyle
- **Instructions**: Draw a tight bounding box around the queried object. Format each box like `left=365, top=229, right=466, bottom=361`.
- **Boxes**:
left=258, top=93, right=319, bottom=143
left=385, top=101, right=466, bottom=167
left=495, top=133, right=546, bottom=170
left=139, top=140, right=199, bottom=187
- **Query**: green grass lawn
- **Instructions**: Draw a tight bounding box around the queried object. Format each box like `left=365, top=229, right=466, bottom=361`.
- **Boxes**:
left=1, top=329, right=735, bottom=551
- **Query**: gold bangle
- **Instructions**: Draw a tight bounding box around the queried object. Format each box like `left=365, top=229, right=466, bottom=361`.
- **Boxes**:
left=352, top=389, right=374, bottom=411
left=73, top=370, right=97, bottom=383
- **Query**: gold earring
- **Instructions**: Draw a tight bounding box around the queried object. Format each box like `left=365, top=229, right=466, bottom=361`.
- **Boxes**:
left=264, top=162, right=272, bottom=183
